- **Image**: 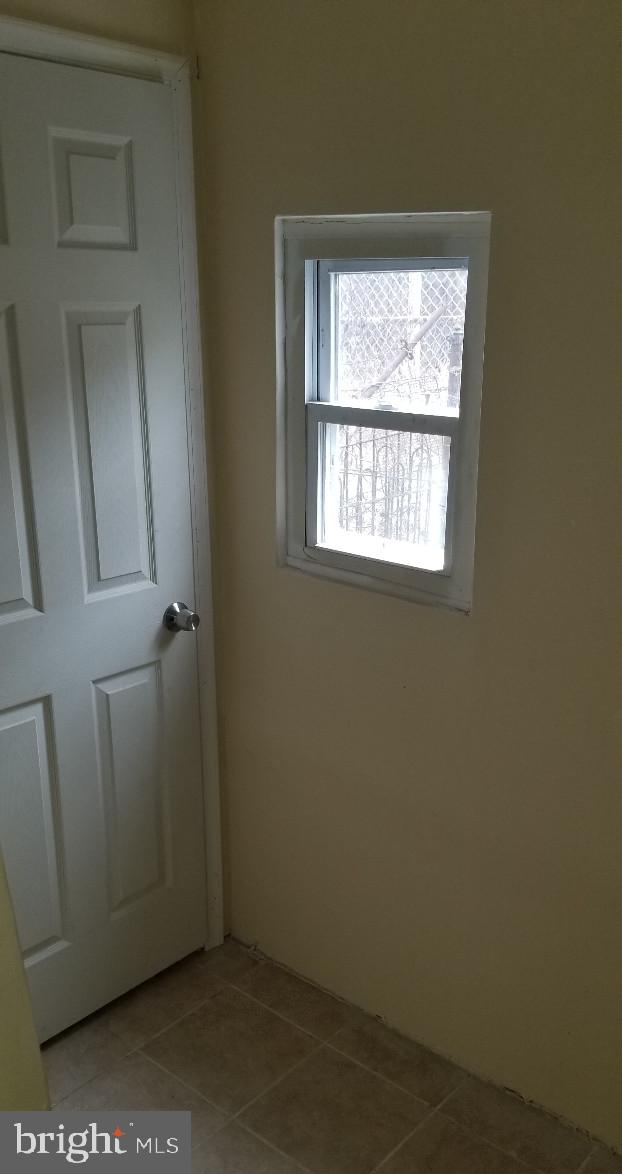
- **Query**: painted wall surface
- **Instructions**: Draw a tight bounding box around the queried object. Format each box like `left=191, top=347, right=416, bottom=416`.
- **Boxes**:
left=0, top=855, right=48, bottom=1109
left=0, top=0, right=193, bottom=54
left=194, top=0, right=622, bottom=1149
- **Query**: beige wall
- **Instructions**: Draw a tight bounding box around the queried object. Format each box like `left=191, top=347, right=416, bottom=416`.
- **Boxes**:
left=0, top=856, right=48, bottom=1109
left=0, top=0, right=193, bottom=55
left=194, top=0, right=622, bottom=1149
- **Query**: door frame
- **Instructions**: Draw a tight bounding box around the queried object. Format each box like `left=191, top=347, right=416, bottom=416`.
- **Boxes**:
left=0, top=17, right=224, bottom=951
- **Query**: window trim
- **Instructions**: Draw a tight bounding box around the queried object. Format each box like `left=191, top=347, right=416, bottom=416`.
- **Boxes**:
left=276, top=213, right=491, bottom=612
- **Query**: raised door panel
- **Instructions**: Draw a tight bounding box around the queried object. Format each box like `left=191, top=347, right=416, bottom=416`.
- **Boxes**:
left=93, top=663, right=170, bottom=914
left=50, top=129, right=135, bottom=249
left=0, top=698, right=66, bottom=956
left=65, top=306, right=155, bottom=596
left=0, top=303, right=40, bottom=618
left=0, top=132, right=7, bottom=244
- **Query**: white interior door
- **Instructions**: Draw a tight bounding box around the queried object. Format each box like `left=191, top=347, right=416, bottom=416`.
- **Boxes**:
left=0, top=50, right=209, bottom=1041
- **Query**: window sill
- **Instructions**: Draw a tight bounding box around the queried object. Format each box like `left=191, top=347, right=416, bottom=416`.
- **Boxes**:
left=281, top=548, right=472, bottom=614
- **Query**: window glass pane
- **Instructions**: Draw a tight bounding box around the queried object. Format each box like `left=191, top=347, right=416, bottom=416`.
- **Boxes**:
left=319, top=423, right=450, bottom=571
left=330, top=267, right=467, bottom=416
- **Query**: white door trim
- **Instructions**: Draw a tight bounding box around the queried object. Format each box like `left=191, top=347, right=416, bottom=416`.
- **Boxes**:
left=0, top=17, right=224, bottom=951
left=0, top=15, right=190, bottom=81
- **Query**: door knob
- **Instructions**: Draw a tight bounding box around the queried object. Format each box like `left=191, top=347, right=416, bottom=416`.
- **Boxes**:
left=163, top=602, right=200, bottom=632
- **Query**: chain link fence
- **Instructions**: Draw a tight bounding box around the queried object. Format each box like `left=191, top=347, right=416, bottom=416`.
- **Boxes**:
left=336, top=266, right=467, bottom=407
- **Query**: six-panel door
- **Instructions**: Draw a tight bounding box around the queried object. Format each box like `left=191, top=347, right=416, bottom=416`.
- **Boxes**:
left=0, top=52, right=207, bottom=1040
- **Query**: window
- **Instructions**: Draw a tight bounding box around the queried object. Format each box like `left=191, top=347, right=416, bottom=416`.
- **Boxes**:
left=276, top=214, right=491, bottom=611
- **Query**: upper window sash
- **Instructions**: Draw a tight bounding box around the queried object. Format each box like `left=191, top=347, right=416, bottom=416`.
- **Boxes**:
left=314, top=256, right=469, bottom=410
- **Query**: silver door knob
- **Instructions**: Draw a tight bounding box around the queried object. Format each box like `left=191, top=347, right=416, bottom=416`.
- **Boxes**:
left=163, top=602, right=200, bottom=632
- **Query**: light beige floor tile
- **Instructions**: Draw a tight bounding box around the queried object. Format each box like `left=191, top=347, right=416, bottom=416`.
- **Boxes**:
left=443, top=1078, right=592, bottom=1173
left=240, top=1044, right=430, bottom=1174
left=143, top=985, right=317, bottom=1114
left=329, top=1016, right=465, bottom=1106
left=42, top=1013, right=131, bottom=1105
left=57, top=1051, right=227, bottom=1147
left=193, top=1123, right=307, bottom=1174
left=42, top=948, right=239, bottom=1103
left=583, top=1149, right=622, bottom=1174
left=101, top=952, right=226, bottom=1049
left=378, top=1111, right=535, bottom=1174
left=233, top=962, right=355, bottom=1040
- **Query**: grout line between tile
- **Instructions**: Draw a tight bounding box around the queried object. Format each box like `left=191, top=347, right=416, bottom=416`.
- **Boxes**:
left=438, top=1072, right=470, bottom=1103
left=227, top=979, right=341, bottom=1044
left=229, top=1040, right=327, bottom=1125
left=43, top=1045, right=135, bottom=1109
left=153, top=965, right=470, bottom=1126
left=576, top=1147, right=597, bottom=1173
left=368, top=1115, right=436, bottom=1173
left=322, top=1018, right=355, bottom=1045
left=371, top=1072, right=572, bottom=1174
left=48, top=1029, right=228, bottom=1113
left=122, top=986, right=225, bottom=1056
left=370, top=1109, right=545, bottom=1174
left=238, top=943, right=615, bottom=1167
left=230, top=953, right=550, bottom=1146
left=446, top=1094, right=598, bottom=1174
left=236, top=1120, right=317, bottom=1174
left=428, top=1107, right=575, bottom=1174
left=369, top=1081, right=465, bottom=1173
left=43, top=949, right=609, bottom=1174
left=238, top=946, right=366, bottom=1019
left=321, top=1035, right=446, bottom=1108
left=135, top=1049, right=231, bottom=1118
left=52, top=1071, right=105, bottom=1111
left=44, top=984, right=228, bottom=1108
left=225, top=969, right=494, bottom=1142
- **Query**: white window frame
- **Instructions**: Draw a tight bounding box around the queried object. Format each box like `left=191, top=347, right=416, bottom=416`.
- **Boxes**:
left=275, top=213, right=491, bottom=612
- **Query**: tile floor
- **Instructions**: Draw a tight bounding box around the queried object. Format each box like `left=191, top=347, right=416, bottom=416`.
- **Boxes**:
left=42, top=941, right=621, bottom=1174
